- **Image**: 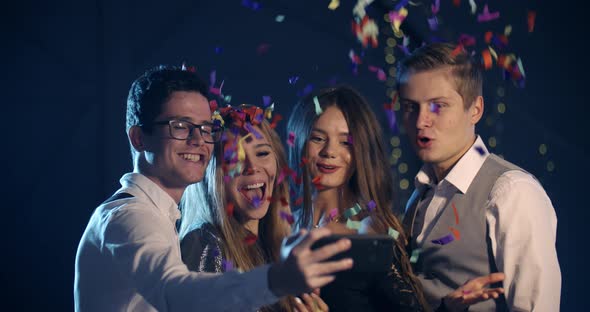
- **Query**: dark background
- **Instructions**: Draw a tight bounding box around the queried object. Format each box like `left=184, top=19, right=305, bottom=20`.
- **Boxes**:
left=2, top=0, right=587, bottom=310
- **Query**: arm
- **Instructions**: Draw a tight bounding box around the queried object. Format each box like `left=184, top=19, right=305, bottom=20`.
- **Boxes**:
left=487, top=171, right=561, bottom=311
left=103, top=206, right=278, bottom=311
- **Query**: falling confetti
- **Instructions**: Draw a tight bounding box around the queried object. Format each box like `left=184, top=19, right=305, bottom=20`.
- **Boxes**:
left=313, top=96, right=323, bottom=115
left=328, top=0, right=340, bottom=10
left=367, top=200, right=376, bottom=212
left=280, top=211, right=295, bottom=224
left=388, top=227, right=400, bottom=239
left=477, top=4, right=500, bottom=23
left=527, top=11, right=536, bottom=32
left=287, top=132, right=296, bottom=147
left=275, top=15, right=285, bottom=22
left=244, top=233, right=258, bottom=245
left=343, top=203, right=362, bottom=219
left=431, top=234, right=455, bottom=245
left=410, top=248, right=421, bottom=263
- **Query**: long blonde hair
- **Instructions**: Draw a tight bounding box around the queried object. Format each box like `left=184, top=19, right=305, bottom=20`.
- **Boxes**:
left=180, top=106, right=293, bottom=311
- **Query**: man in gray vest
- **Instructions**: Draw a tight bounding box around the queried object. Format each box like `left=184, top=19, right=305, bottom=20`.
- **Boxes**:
left=396, top=43, right=561, bottom=311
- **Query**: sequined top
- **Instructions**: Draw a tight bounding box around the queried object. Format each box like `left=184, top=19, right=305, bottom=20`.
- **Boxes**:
left=180, top=223, right=225, bottom=273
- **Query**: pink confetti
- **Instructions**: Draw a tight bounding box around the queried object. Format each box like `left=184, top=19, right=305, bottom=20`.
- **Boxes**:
left=477, top=4, right=500, bottom=23
left=368, top=65, right=386, bottom=81
left=328, top=208, right=339, bottom=220
left=287, top=132, right=295, bottom=147
left=431, top=0, right=440, bottom=14
left=222, top=259, right=234, bottom=271
left=280, top=211, right=295, bottom=225
left=429, top=102, right=440, bottom=114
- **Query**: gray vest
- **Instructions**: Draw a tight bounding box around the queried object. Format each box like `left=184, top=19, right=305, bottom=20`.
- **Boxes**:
left=405, top=154, right=522, bottom=311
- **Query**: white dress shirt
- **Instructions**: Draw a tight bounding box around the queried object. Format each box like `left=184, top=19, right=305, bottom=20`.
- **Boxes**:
left=74, top=173, right=278, bottom=311
left=412, top=136, right=561, bottom=312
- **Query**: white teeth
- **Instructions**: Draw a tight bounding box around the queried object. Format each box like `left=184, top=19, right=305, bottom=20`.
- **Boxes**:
left=244, top=182, right=264, bottom=189
left=180, top=154, right=201, bottom=162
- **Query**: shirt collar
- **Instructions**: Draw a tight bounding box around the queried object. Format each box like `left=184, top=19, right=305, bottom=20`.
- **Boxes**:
left=415, top=136, right=489, bottom=194
left=120, top=172, right=181, bottom=224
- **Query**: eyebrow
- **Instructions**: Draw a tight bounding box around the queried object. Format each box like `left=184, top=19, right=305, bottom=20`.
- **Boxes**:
left=254, top=143, right=272, bottom=149
left=399, top=96, right=450, bottom=103
left=164, top=116, right=212, bottom=124
left=311, top=128, right=349, bottom=136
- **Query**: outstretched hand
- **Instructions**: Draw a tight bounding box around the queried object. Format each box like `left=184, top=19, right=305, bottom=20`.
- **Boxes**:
left=443, top=272, right=505, bottom=311
left=269, top=228, right=353, bottom=297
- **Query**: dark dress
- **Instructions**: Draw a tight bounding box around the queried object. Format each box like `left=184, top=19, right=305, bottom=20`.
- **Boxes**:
left=319, top=243, right=426, bottom=312
left=180, top=223, right=225, bottom=273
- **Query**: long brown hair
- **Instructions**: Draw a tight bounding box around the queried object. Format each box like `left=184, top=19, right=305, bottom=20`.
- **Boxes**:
left=181, top=105, right=293, bottom=311
left=287, top=85, right=429, bottom=309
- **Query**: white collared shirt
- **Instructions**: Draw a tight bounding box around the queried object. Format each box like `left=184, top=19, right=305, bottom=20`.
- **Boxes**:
left=412, top=136, right=561, bottom=312
left=74, top=173, right=278, bottom=312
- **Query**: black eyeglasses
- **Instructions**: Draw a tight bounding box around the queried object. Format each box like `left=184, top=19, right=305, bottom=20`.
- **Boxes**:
left=147, top=119, right=223, bottom=143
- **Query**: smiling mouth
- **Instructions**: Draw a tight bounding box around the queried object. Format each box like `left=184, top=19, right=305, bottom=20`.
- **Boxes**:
left=417, top=137, right=432, bottom=148
left=317, top=163, right=339, bottom=174
left=239, top=182, right=266, bottom=207
left=179, top=153, right=202, bottom=163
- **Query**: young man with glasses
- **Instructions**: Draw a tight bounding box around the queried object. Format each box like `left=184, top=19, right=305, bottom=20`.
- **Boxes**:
left=74, top=66, right=353, bottom=311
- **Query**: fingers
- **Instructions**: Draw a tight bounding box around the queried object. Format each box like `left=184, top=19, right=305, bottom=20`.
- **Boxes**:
left=301, top=292, right=329, bottom=312
left=308, top=238, right=352, bottom=263
left=293, top=297, right=309, bottom=312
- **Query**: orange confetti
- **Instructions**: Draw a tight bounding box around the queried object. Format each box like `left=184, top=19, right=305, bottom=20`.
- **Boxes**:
left=452, top=202, right=460, bottom=225
left=269, top=113, right=283, bottom=129
left=449, top=226, right=461, bottom=240
left=482, top=50, right=492, bottom=70
left=451, top=44, right=464, bottom=58
left=294, top=197, right=304, bottom=206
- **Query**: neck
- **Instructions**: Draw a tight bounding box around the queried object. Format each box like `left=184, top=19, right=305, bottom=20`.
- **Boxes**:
left=432, top=135, right=476, bottom=182
left=134, top=165, right=184, bottom=204
left=313, top=187, right=355, bottom=225
left=243, top=219, right=259, bottom=236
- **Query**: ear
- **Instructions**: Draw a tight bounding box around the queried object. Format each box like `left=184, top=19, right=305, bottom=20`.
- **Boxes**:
left=469, top=95, right=484, bottom=125
left=128, top=126, right=146, bottom=152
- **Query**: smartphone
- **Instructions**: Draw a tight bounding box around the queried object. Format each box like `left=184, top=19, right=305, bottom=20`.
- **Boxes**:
left=310, top=234, right=395, bottom=273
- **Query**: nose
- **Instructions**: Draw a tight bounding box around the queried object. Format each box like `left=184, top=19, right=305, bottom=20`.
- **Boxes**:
left=416, top=104, right=433, bottom=129
left=187, top=128, right=206, bottom=146
left=241, top=151, right=258, bottom=175
left=319, top=140, right=336, bottom=159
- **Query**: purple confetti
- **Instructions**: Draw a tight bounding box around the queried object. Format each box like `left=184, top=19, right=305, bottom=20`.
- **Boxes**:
left=223, top=175, right=231, bottom=184
left=245, top=123, right=263, bottom=139
left=347, top=135, right=354, bottom=145
left=385, top=109, right=398, bottom=133
left=427, top=16, right=438, bottom=31
left=252, top=195, right=261, bottom=208
left=431, top=234, right=455, bottom=245
left=431, top=0, right=440, bottom=14
left=395, top=0, right=409, bottom=11
left=214, top=46, right=223, bottom=54
left=367, top=200, right=376, bottom=212
left=474, top=146, right=486, bottom=155
left=429, top=102, right=440, bottom=114
left=279, top=211, right=295, bottom=224
left=262, top=95, right=272, bottom=107
left=477, top=5, right=500, bottom=23
left=222, top=259, right=234, bottom=271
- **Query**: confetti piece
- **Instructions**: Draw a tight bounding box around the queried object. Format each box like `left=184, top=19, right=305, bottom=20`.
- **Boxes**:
left=429, top=102, right=440, bottom=114
left=299, top=157, right=309, bottom=167
left=313, top=96, right=323, bottom=115
left=488, top=46, right=498, bottom=60
left=280, top=211, right=295, bottom=224
left=452, top=202, right=459, bottom=224
left=367, top=200, right=376, bottom=212
left=222, top=259, right=234, bottom=271
left=256, top=43, right=271, bottom=55
left=280, top=197, right=289, bottom=206
left=451, top=44, right=464, bottom=57
left=288, top=76, right=300, bottom=84
left=353, top=16, right=379, bottom=48
left=343, top=203, right=362, bottom=219
left=516, top=58, right=525, bottom=78
left=504, top=25, right=512, bottom=36
left=245, top=123, right=263, bottom=139
left=482, top=50, right=492, bottom=69
left=477, top=4, right=500, bottom=23
left=385, top=109, right=398, bottom=132
left=328, top=208, right=339, bottom=220
left=346, top=219, right=362, bottom=230
left=484, top=31, right=493, bottom=44
left=294, top=197, right=304, bottom=206
left=312, top=176, right=323, bottom=190
left=269, top=113, right=283, bottom=129
left=389, top=8, right=408, bottom=33
left=347, top=135, right=354, bottom=145
left=527, top=11, right=536, bottom=32
left=209, top=100, right=218, bottom=112
left=431, top=234, right=455, bottom=245
left=410, top=248, right=421, bottom=263
left=241, top=0, right=261, bottom=10
left=244, top=233, right=258, bottom=245
left=395, top=0, right=409, bottom=11
left=431, top=0, right=440, bottom=14
left=475, top=146, right=486, bottom=156
left=427, top=16, right=438, bottom=31
left=328, top=0, right=340, bottom=10
left=275, top=15, right=285, bottom=22
left=388, top=227, right=399, bottom=239
left=449, top=226, right=461, bottom=240
left=237, top=133, right=252, bottom=162
left=368, top=65, right=386, bottom=81
left=468, top=0, right=476, bottom=14
left=458, top=34, right=476, bottom=47
left=287, top=131, right=296, bottom=147
left=214, top=46, right=223, bottom=54
left=251, top=195, right=262, bottom=208
left=223, top=175, right=231, bottom=184
left=352, top=0, right=374, bottom=19
left=226, top=202, right=235, bottom=217
left=262, top=96, right=272, bottom=107
left=349, top=49, right=363, bottom=65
